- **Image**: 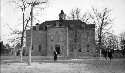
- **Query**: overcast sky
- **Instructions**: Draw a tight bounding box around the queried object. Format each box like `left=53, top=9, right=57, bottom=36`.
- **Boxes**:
left=1, top=0, right=125, bottom=45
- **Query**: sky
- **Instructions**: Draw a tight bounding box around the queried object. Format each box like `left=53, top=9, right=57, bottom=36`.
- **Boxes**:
left=1, top=0, right=125, bottom=45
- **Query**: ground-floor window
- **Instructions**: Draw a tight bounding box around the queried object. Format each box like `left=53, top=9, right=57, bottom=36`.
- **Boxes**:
left=32, top=45, right=33, bottom=50
left=39, top=45, right=41, bottom=52
left=78, top=44, right=81, bottom=52
left=70, top=44, right=73, bottom=52
left=51, top=46, right=53, bottom=52
left=78, top=49, right=81, bottom=52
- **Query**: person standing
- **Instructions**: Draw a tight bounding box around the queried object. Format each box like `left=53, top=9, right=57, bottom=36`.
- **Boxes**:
left=104, top=49, right=108, bottom=60
left=108, top=50, right=113, bottom=60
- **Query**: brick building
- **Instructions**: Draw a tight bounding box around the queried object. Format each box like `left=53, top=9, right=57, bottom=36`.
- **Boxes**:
left=26, top=10, right=95, bottom=57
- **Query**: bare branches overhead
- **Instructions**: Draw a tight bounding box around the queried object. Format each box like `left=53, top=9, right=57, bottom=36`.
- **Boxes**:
left=67, top=8, right=81, bottom=20
left=90, top=7, right=114, bottom=49
left=7, top=0, right=48, bottom=45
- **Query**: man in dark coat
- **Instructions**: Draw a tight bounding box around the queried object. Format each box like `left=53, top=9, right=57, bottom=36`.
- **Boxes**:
left=104, top=49, right=108, bottom=60
left=54, top=50, right=57, bottom=61
left=108, top=50, right=113, bottom=60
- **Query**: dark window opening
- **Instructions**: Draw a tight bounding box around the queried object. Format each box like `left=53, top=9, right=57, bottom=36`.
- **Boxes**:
left=71, top=48, right=73, bottom=52
left=78, top=49, right=81, bottom=52
left=59, top=23, right=63, bottom=26
left=39, top=45, right=41, bottom=52
left=45, top=26, right=47, bottom=31
left=33, top=26, right=36, bottom=30
left=70, top=45, right=73, bottom=52
left=32, top=45, right=33, bottom=50
left=87, top=31, right=89, bottom=37
left=82, top=27, right=84, bottom=29
left=87, top=50, right=89, bottom=52
left=52, top=23, right=56, bottom=26
left=87, top=45, right=89, bottom=47
left=39, top=25, right=43, bottom=30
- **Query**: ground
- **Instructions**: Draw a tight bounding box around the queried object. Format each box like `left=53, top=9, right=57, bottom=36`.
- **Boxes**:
left=1, top=56, right=125, bottom=73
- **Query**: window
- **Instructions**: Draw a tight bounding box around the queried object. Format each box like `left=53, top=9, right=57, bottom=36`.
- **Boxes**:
left=70, top=45, right=73, bottom=52
left=86, top=31, right=89, bottom=42
left=82, top=27, right=84, bottom=29
left=82, top=25, right=84, bottom=29
left=33, top=26, right=36, bottom=30
left=45, top=26, right=47, bottom=31
left=32, top=45, right=33, bottom=50
left=44, top=25, right=47, bottom=31
left=51, top=46, right=53, bottom=52
left=78, top=44, right=81, bottom=52
left=87, top=45, right=89, bottom=47
left=39, top=45, right=41, bottom=52
left=78, top=49, right=81, bottom=52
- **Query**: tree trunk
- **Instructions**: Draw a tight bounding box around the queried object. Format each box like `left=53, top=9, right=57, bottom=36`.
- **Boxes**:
left=99, top=26, right=102, bottom=57
left=28, top=5, right=33, bottom=65
left=20, top=12, right=25, bottom=62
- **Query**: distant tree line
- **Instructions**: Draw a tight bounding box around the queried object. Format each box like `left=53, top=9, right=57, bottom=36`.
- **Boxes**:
left=0, top=41, right=11, bottom=55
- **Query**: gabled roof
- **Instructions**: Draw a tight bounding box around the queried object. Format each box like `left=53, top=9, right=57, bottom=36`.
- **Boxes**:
left=33, top=20, right=95, bottom=30
left=42, top=20, right=86, bottom=29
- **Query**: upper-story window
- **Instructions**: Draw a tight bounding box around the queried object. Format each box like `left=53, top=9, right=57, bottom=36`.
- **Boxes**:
left=81, top=24, right=85, bottom=29
left=86, top=31, right=89, bottom=42
left=45, top=26, right=47, bottom=31
left=87, top=45, right=89, bottom=47
left=33, top=26, right=36, bottom=30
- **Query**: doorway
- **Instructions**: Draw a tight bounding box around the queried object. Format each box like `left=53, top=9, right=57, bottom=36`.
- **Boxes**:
left=55, top=45, right=60, bottom=54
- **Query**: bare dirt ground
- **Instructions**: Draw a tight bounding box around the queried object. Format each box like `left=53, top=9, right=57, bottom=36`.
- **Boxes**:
left=1, top=56, right=125, bottom=73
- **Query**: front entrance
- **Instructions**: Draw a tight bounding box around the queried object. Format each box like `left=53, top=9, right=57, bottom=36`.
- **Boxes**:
left=55, top=45, right=60, bottom=54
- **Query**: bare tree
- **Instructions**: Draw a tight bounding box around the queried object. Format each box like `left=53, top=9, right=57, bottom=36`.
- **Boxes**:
left=67, top=8, right=92, bottom=58
left=26, top=0, right=48, bottom=65
left=67, top=8, right=81, bottom=20
left=120, top=32, right=125, bottom=56
left=67, top=7, right=92, bottom=24
left=67, top=8, right=81, bottom=58
left=104, top=32, right=118, bottom=50
left=67, top=7, right=114, bottom=57
left=8, top=0, right=31, bottom=61
left=90, top=7, right=114, bottom=57
left=8, top=0, right=48, bottom=62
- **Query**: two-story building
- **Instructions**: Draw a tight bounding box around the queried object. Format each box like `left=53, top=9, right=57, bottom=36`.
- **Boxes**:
left=26, top=10, right=95, bottom=57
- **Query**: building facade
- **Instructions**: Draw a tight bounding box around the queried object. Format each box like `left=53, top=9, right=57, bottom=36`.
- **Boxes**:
left=26, top=10, right=95, bottom=57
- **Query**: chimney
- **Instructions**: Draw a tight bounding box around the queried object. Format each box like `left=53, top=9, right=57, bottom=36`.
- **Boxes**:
left=59, top=10, right=66, bottom=20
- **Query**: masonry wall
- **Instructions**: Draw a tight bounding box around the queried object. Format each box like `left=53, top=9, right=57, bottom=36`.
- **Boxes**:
left=80, top=29, right=95, bottom=56
left=68, top=28, right=95, bottom=57
left=68, top=29, right=83, bottom=57
left=26, top=30, right=47, bottom=56
left=47, top=27, right=67, bottom=56
left=26, top=27, right=95, bottom=57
